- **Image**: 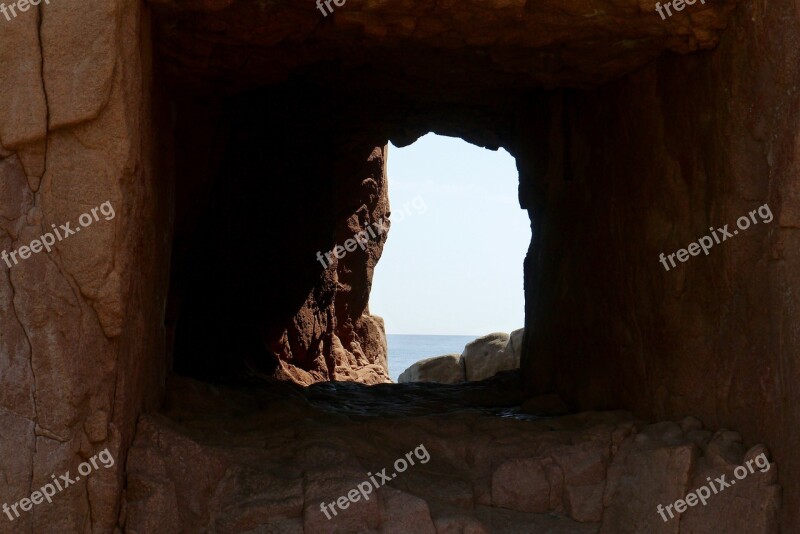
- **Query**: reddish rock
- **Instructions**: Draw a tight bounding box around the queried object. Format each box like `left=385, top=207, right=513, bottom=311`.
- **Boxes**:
left=3, top=0, right=796, bottom=531
left=601, top=443, right=697, bottom=533
left=551, top=441, right=610, bottom=522
left=522, top=0, right=800, bottom=524
left=379, top=487, right=437, bottom=534
left=122, top=380, right=778, bottom=532
left=491, top=457, right=551, bottom=513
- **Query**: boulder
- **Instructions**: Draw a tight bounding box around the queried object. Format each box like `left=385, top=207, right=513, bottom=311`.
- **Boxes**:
left=506, top=328, right=524, bottom=362
left=462, top=330, right=523, bottom=382
left=398, top=354, right=465, bottom=384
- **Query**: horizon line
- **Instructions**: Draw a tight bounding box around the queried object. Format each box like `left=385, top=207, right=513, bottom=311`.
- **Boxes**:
left=386, top=333, right=481, bottom=337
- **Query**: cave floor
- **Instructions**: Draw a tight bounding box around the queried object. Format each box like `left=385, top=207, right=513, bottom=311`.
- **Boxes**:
left=122, top=374, right=778, bottom=533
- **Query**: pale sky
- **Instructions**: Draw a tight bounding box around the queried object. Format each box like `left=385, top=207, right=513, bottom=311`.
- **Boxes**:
left=370, top=133, right=530, bottom=335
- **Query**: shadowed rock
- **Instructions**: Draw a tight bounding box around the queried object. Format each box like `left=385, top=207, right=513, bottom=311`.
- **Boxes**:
left=124, top=377, right=779, bottom=532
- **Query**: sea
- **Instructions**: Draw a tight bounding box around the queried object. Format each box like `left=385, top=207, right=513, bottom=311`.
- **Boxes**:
left=387, top=334, right=478, bottom=382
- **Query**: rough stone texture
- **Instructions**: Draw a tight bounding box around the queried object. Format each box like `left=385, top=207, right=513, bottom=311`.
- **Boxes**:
left=398, top=354, right=465, bottom=384
left=600, top=424, right=780, bottom=533
left=0, top=1, right=168, bottom=532
left=379, top=487, right=437, bottom=534
left=680, top=444, right=780, bottom=533
left=521, top=0, right=800, bottom=524
left=491, top=457, right=552, bottom=513
left=149, top=0, right=741, bottom=96
left=123, top=376, right=779, bottom=532
left=3, top=0, right=792, bottom=530
left=167, top=88, right=391, bottom=386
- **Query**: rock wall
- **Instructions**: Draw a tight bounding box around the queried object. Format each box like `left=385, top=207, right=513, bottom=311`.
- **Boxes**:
left=522, top=0, right=800, bottom=523
left=167, top=87, right=391, bottom=386
left=124, top=377, right=780, bottom=532
left=0, top=0, right=169, bottom=531
left=0, top=0, right=793, bottom=530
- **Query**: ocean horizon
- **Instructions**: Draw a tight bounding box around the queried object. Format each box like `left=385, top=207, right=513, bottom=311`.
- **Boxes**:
left=387, top=334, right=479, bottom=381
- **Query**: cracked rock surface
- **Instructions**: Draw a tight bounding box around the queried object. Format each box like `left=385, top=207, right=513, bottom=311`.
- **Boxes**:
left=150, top=0, right=741, bottom=95
left=124, top=373, right=779, bottom=533
left=0, top=1, right=165, bottom=531
left=2, top=0, right=798, bottom=530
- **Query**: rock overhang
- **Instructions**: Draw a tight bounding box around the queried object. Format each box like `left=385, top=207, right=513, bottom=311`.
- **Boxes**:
left=149, top=0, right=741, bottom=98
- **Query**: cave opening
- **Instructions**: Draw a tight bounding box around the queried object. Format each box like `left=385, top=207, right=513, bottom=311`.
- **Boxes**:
left=164, top=78, right=534, bottom=389
left=149, top=0, right=566, bottom=392
left=115, top=1, right=789, bottom=531
left=0, top=0, right=792, bottom=530
left=370, top=133, right=530, bottom=382
left=145, top=0, right=760, bottom=436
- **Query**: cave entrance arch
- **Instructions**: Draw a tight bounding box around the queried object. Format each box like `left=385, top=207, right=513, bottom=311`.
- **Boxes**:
left=165, top=81, right=539, bottom=387
left=370, top=133, right=529, bottom=382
